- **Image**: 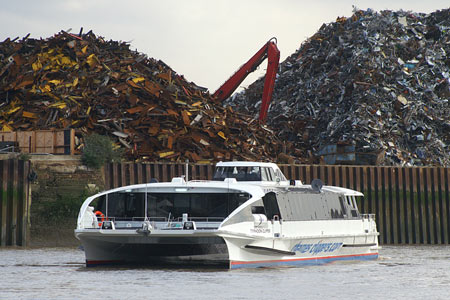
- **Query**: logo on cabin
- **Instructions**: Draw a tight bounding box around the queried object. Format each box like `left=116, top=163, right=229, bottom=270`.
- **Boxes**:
left=292, top=241, right=343, bottom=254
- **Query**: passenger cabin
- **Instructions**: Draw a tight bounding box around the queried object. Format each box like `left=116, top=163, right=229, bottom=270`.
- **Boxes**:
left=82, top=162, right=364, bottom=230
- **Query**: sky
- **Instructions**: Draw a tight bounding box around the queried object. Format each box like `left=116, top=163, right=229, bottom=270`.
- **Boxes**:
left=1, top=0, right=449, bottom=93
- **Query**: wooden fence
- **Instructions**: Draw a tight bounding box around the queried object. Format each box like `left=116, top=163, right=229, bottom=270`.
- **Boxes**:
left=0, top=159, right=31, bottom=246
left=105, top=163, right=450, bottom=245
left=0, top=129, right=75, bottom=154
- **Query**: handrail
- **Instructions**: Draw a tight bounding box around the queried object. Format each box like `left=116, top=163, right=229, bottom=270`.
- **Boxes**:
left=361, top=214, right=375, bottom=221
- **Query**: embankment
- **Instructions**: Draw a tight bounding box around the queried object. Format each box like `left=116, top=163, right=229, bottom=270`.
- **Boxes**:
left=29, top=156, right=104, bottom=247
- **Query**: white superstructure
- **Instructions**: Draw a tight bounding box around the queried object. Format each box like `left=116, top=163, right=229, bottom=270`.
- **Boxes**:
left=75, top=162, right=379, bottom=268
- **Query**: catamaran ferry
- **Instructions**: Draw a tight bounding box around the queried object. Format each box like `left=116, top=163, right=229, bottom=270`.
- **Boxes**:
left=75, top=161, right=379, bottom=269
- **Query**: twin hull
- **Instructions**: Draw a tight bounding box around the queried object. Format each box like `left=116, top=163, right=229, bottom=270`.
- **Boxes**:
left=76, top=219, right=379, bottom=269
left=75, top=163, right=380, bottom=269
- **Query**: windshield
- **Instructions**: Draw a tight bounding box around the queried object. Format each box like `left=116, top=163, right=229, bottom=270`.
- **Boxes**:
left=213, top=166, right=262, bottom=181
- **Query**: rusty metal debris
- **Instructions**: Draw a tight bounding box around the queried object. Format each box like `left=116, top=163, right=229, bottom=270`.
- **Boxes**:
left=0, top=30, right=291, bottom=162
left=229, top=8, right=450, bottom=166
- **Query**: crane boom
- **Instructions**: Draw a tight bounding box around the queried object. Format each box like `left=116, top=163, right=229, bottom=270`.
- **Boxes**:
left=213, top=38, right=280, bottom=123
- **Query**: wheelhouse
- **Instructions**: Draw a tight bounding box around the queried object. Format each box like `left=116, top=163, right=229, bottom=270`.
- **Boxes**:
left=212, top=162, right=287, bottom=183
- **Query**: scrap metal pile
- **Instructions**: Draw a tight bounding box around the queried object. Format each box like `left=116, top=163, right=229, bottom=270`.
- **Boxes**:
left=229, top=9, right=450, bottom=166
left=0, top=30, right=285, bottom=162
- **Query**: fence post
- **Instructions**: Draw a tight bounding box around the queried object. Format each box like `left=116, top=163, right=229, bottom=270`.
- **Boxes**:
left=1, top=161, right=7, bottom=246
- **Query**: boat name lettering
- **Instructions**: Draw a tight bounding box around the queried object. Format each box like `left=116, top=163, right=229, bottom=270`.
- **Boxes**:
left=250, top=228, right=271, bottom=233
left=292, top=242, right=343, bottom=254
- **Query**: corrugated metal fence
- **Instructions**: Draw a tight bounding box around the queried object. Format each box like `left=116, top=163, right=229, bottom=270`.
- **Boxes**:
left=105, top=163, right=450, bottom=245
left=0, top=159, right=31, bottom=246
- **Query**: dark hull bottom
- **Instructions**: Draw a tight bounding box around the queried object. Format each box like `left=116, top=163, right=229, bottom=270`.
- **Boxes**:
left=81, top=235, right=229, bottom=268
left=86, top=257, right=229, bottom=268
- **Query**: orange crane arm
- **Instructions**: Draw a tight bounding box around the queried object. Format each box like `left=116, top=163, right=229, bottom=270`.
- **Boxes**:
left=213, top=38, right=280, bottom=123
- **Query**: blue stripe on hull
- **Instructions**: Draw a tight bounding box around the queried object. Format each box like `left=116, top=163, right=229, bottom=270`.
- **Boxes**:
left=230, top=253, right=379, bottom=269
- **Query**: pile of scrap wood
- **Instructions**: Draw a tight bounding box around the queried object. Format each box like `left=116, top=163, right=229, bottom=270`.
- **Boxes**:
left=0, top=30, right=295, bottom=163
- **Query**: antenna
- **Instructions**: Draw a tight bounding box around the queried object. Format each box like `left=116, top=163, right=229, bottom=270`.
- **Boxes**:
left=185, top=159, right=189, bottom=183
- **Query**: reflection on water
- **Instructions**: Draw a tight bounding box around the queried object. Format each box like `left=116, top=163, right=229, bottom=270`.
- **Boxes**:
left=1, top=246, right=449, bottom=299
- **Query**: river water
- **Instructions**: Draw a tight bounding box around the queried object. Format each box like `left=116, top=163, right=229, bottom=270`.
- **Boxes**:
left=1, top=245, right=449, bottom=299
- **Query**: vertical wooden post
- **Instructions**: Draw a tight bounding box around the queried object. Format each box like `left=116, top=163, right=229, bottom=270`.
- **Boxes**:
left=366, top=167, right=373, bottom=221
left=162, top=164, right=168, bottom=182
left=380, top=167, right=387, bottom=244
left=416, top=168, right=425, bottom=243
left=358, top=167, right=365, bottom=213
left=1, top=161, right=7, bottom=246
left=145, top=164, right=151, bottom=182
left=153, top=163, right=160, bottom=182
left=402, top=168, right=409, bottom=244
left=374, top=167, right=381, bottom=242
left=423, top=168, right=431, bottom=244
left=444, top=168, right=449, bottom=243
left=301, top=166, right=307, bottom=184
left=346, top=167, right=352, bottom=190
left=311, top=165, right=318, bottom=182
left=388, top=167, right=395, bottom=244
left=430, top=168, right=439, bottom=244
left=11, top=159, right=19, bottom=246
left=199, top=165, right=205, bottom=180
left=104, top=163, right=110, bottom=190
left=169, top=164, right=175, bottom=180
left=207, top=164, right=214, bottom=180
left=113, top=163, right=119, bottom=188
left=19, top=161, right=30, bottom=246
left=394, top=167, right=402, bottom=244
left=129, top=164, right=135, bottom=185
left=437, top=168, right=446, bottom=244
left=190, top=164, right=196, bottom=181
left=137, top=163, right=143, bottom=184
left=409, top=168, right=417, bottom=244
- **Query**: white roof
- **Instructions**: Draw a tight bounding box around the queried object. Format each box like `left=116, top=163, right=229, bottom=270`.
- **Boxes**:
left=320, top=185, right=364, bottom=197
left=216, top=161, right=280, bottom=169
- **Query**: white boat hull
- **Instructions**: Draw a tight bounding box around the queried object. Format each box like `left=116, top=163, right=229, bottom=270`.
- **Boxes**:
left=75, top=229, right=379, bottom=269
left=221, top=233, right=379, bottom=269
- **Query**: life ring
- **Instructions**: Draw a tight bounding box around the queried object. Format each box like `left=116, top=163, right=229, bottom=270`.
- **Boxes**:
left=94, top=210, right=105, bottom=227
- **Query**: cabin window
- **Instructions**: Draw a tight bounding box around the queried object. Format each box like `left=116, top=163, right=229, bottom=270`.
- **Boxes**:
left=261, top=167, right=274, bottom=181
left=95, top=191, right=251, bottom=221
left=99, top=192, right=146, bottom=220
left=274, top=169, right=287, bottom=181
left=212, top=166, right=262, bottom=181
left=147, top=192, right=249, bottom=220
left=346, top=195, right=359, bottom=217
left=338, top=196, right=347, bottom=218
left=276, top=191, right=348, bottom=221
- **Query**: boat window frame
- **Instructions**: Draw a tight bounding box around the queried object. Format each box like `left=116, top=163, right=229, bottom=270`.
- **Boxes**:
left=266, top=167, right=274, bottom=181
left=274, top=169, right=287, bottom=181
left=261, top=167, right=269, bottom=181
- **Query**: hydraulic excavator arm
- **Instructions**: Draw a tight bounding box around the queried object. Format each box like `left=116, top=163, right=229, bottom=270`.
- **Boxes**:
left=213, top=38, right=280, bottom=123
